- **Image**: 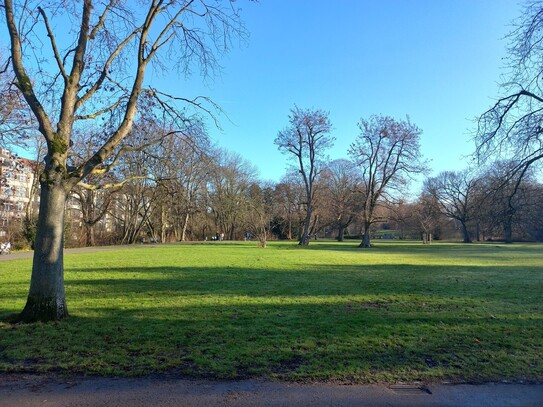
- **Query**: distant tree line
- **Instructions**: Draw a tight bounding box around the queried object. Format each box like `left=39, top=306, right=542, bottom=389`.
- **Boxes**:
left=9, top=114, right=542, bottom=250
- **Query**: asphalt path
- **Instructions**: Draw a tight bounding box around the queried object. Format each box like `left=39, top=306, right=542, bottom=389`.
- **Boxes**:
left=1, top=374, right=542, bottom=407
left=0, top=243, right=160, bottom=261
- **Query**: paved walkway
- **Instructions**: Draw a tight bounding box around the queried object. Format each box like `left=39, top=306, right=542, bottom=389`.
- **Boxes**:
left=0, top=243, right=163, bottom=261
left=0, top=374, right=541, bottom=407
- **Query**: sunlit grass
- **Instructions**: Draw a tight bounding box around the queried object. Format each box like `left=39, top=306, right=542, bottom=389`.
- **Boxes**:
left=0, top=240, right=541, bottom=383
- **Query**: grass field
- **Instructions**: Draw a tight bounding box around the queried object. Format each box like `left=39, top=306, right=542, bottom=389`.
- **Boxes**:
left=0, top=241, right=542, bottom=383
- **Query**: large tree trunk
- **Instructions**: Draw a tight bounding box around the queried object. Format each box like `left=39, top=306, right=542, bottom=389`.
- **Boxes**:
left=161, top=205, right=167, bottom=243
left=19, top=182, right=69, bottom=322
left=503, top=216, right=513, bottom=244
left=287, top=215, right=292, bottom=240
left=84, top=222, right=95, bottom=247
left=461, top=221, right=472, bottom=243
left=181, top=212, right=190, bottom=241
left=359, top=221, right=372, bottom=248
left=299, top=207, right=312, bottom=246
left=337, top=225, right=345, bottom=242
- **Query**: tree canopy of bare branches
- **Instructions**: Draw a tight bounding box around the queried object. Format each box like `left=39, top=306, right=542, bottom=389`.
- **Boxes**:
left=349, top=115, right=427, bottom=248
left=424, top=170, right=480, bottom=244
left=274, top=106, right=334, bottom=246
left=476, top=1, right=543, bottom=177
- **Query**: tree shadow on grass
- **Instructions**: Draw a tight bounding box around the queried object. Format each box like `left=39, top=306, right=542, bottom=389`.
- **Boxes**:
left=61, top=262, right=542, bottom=303
left=1, top=253, right=541, bottom=382
left=0, top=298, right=541, bottom=382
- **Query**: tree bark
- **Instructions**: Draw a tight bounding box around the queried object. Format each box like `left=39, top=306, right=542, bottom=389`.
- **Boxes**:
left=19, top=181, right=69, bottom=322
left=84, top=222, right=95, bottom=247
left=503, top=216, right=513, bottom=243
left=460, top=221, right=472, bottom=243
left=161, top=204, right=167, bottom=243
left=359, top=221, right=372, bottom=248
left=337, top=225, right=345, bottom=242
left=181, top=212, right=190, bottom=242
left=287, top=216, right=292, bottom=240
left=299, top=207, right=312, bottom=246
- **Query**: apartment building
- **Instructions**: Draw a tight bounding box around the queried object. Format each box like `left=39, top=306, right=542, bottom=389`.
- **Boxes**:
left=0, top=148, right=37, bottom=239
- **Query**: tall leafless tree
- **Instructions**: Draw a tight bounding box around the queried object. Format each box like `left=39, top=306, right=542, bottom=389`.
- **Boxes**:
left=274, top=106, right=334, bottom=246
left=207, top=149, right=256, bottom=240
left=424, top=170, right=480, bottom=243
left=272, top=174, right=305, bottom=240
left=349, top=115, right=427, bottom=248
left=244, top=181, right=274, bottom=247
left=413, top=192, right=443, bottom=244
left=2, top=0, right=248, bottom=322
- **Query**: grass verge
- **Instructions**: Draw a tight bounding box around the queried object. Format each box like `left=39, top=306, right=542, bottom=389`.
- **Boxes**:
left=0, top=241, right=542, bottom=383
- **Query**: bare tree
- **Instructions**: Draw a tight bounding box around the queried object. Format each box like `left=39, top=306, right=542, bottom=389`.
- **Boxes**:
left=424, top=170, right=480, bottom=243
left=160, top=125, right=211, bottom=242
left=349, top=115, right=427, bottom=248
left=476, top=2, right=543, bottom=176
left=274, top=106, right=334, bottom=246
left=2, top=0, right=248, bottom=322
left=319, top=159, right=361, bottom=241
left=244, top=181, right=274, bottom=247
left=207, top=149, right=256, bottom=240
left=478, top=160, right=536, bottom=243
left=272, top=174, right=305, bottom=240
left=413, top=192, right=443, bottom=244
left=522, top=181, right=543, bottom=241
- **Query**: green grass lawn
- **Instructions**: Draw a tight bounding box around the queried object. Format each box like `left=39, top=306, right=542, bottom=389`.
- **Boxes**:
left=0, top=241, right=542, bottom=383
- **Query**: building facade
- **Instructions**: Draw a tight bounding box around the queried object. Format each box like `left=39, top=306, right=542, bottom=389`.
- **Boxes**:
left=0, top=148, right=37, bottom=240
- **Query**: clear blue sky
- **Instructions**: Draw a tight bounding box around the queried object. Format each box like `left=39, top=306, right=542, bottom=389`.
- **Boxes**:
left=6, top=0, right=522, bottom=190
left=173, top=0, right=522, bottom=185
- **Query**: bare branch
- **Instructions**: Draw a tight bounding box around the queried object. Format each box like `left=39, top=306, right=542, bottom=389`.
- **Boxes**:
left=77, top=175, right=147, bottom=191
left=4, top=0, right=55, bottom=140
left=74, top=97, right=124, bottom=121
left=37, top=6, right=68, bottom=81
left=148, top=87, right=224, bottom=129
left=75, top=27, right=142, bottom=109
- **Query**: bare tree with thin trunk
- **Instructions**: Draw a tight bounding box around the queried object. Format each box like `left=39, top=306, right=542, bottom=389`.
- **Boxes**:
left=2, top=0, right=248, bottom=322
left=245, top=182, right=274, bottom=248
left=273, top=175, right=304, bottom=240
left=318, top=159, right=361, bottom=241
left=424, top=170, right=480, bottom=244
left=413, top=192, right=443, bottom=244
left=349, top=115, right=427, bottom=248
left=274, top=106, right=334, bottom=246
left=207, top=149, right=256, bottom=241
